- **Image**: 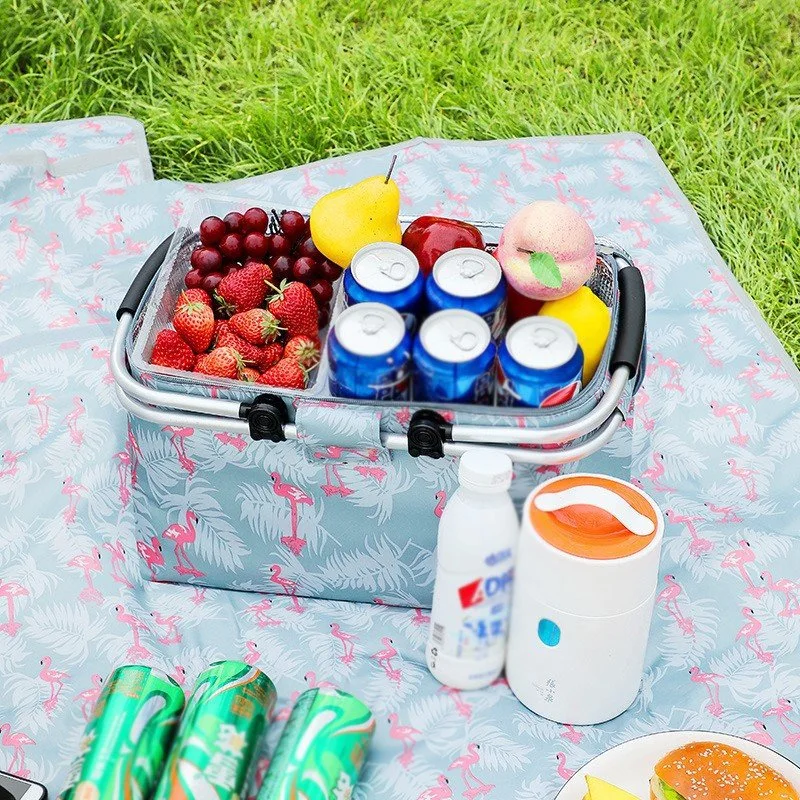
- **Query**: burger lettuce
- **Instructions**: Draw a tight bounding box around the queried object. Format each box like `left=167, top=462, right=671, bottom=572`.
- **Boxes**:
left=650, top=776, right=686, bottom=800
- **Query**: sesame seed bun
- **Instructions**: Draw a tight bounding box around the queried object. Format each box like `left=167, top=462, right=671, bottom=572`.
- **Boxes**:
left=652, top=741, right=798, bottom=800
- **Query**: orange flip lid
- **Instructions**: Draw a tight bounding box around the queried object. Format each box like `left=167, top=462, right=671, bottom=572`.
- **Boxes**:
left=529, top=475, right=659, bottom=560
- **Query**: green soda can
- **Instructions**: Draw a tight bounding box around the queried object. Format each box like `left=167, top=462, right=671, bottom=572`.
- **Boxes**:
left=257, top=688, right=376, bottom=800
left=153, top=660, right=276, bottom=800
left=57, top=664, right=185, bottom=800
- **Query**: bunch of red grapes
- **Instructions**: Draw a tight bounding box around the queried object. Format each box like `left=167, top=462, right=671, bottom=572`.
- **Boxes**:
left=185, top=207, right=340, bottom=327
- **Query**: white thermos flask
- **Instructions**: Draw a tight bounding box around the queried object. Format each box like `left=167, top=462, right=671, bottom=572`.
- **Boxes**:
left=506, top=474, right=664, bottom=725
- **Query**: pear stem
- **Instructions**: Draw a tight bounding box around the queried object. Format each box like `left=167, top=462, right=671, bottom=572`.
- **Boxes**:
left=385, top=154, right=397, bottom=184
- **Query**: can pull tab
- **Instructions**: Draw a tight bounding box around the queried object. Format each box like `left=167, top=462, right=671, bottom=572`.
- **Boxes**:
left=534, top=486, right=655, bottom=536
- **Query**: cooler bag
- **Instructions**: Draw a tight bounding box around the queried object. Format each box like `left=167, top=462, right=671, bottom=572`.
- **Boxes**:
left=112, top=196, right=647, bottom=607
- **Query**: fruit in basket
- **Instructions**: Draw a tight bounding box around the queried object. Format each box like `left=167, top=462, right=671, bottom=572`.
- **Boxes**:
left=308, top=278, right=334, bottom=306
left=242, top=207, right=269, bottom=234
left=215, top=325, right=263, bottom=365
left=175, top=288, right=212, bottom=311
left=317, top=305, right=331, bottom=328
left=243, top=231, right=270, bottom=259
left=257, top=357, right=307, bottom=389
left=494, top=200, right=596, bottom=301
left=256, top=342, right=284, bottom=371
left=279, top=210, right=307, bottom=240
left=284, top=335, right=321, bottom=369
left=240, top=367, right=260, bottom=382
left=223, top=211, right=244, bottom=233
left=195, top=346, right=242, bottom=379
left=310, top=174, right=402, bottom=267
left=506, top=282, right=543, bottom=324
left=201, top=272, right=224, bottom=293
left=173, top=301, right=215, bottom=353
left=539, top=286, right=611, bottom=383
left=270, top=255, right=293, bottom=282
left=270, top=234, right=292, bottom=258
left=229, top=308, right=282, bottom=345
left=268, top=280, right=318, bottom=338
left=190, top=246, right=223, bottom=274
left=215, top=262, right=271, bottom=315
left=151, top=329, right=196, bottom=371
left=219, top=233, right=244, bottom=261
left=199, top=216, right=227, bottom=245
left=317, top=259, right=341, bottom=281
left=292, top=257, right=317, bottom=282
left=401, top=216, right=485, bottom=275
left=184, top=269, right=203, bottom=289
left=297, top=236, right=322, bottom=260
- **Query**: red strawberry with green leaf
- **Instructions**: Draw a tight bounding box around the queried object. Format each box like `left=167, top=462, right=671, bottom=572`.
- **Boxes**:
left=284, top=335, right=320, bottom=369
left=240, top=366, right=261, bottom=382
left=216, top=326, right=263, bottom=365
left=173, top=301, right=214, bottom=353
left=256, top=342, right=284, bottom=371
left=268, top=280, right=318, bottom=338
left=175, top=288, right=211, bottom=313
left=256, top=357, right=307, bottom=389
left=150, top=329, right=196, bottom=371
left=215, top=262, right=272, bottom=316
left=194, top=346, right=242, bottom=379
left=229, top=308, right=282, bottom=345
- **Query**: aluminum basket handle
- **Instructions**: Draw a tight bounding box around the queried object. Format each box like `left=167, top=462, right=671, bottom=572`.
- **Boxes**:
left=113, top=235, right=644, bottom=465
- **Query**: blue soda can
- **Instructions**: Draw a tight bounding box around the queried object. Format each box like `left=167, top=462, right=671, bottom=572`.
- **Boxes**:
left=343, top=242, right=424, bottom=328
left=496, top=317, right=584, bottom=407
left=426, top=248, right=507, bottom=339
left=327, top=302, right=412, bottom=400
left=413, top=309, right=496, bottom=403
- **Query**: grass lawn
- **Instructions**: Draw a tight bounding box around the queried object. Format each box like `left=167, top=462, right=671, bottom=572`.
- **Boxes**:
left=2, top=0, right=798, bottom=361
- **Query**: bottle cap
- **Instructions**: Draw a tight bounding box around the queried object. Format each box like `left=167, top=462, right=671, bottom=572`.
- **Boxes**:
left=458, top=449, right=513, bottom=492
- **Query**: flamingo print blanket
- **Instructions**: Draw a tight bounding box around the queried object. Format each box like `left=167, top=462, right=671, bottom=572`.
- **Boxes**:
left=1, top=117, right=800, bottom=798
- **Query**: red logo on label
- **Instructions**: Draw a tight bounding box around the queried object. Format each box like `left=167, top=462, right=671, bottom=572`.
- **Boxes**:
left=541, top=380, right=581, bottom=408
left=458, top=579, right=485, bottom=609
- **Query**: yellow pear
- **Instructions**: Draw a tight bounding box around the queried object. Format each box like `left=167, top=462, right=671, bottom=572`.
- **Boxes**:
left=310, top=175, right=402, bottom=268
left=584, top=775, right=641, bottom=800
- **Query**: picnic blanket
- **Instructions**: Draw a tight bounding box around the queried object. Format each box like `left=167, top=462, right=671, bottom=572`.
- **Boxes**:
left=1, top=117, right=799, bottom=798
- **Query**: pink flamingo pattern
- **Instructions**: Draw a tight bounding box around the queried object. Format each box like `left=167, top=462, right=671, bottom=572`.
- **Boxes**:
left=0, top=724, right=35, bottom=778
left=215, top=432, right=248, bottom=452
left=314, top=453, right=354, bottom=497
left=372, top=636, right=402, bottom=683
left=0, top=581, right=29, bottom=636
left=247, top=597, right=281, bottom=628
left=163, top=510, right=204, bottom=578
left=665, top=509, right=713, bottom=557
left=745, top=721, right=774, bottom=746
left=74, top=674, right=103, bottom=721
left=27, top=389, right=51, bottom=438
left=738, top=361, right=774, bottom=401
left=330, top=623, right=357, bottom=664
left=439, top=685, right=472, bottom=719
left=270, top=565, right=305, bottom=613
left=66, top=547, right=103, bottom=604
left=721, top=540, right=766, bottom=598
left=688, top=666, right=724, bottom=716
left=417, top=776, right=453, bottom=800
left=113, top=604, right=152, bottom=661
left=163, top=426, right=195, bottom=475
left=736, top=607, right=773, bottom=664
left=555, top=752, right=575, bottom=781
left=696, top=325, right=723, bottom=367
left=102, top=540, right=133, bottom=588
left=449, top=744, right=494, bottom=799
left=39, top=657, right=69, bottom=715
left=710, top=402, right=749, bottom=446
left=727, top=458, right=759, bottom=501
left=61, top=476, right=86, bottom=525
left=760, top=572, right=800, bottom=617
left=433, top=490, right=447, bottom=518
left=703, top=501, right=741, bottom=524
left=640, top=451, right=674, bottom=492
left=149, top=612, right=182, bottom=645
left=388, top=713, right=421, bottom=768
left=244, top=641, right=260, bottom=665
left=270, top=471, right=312, bottom=556
left=657, top=574, right=695, bottom=635
left=764, top=699, right=800, bottom=747
left=136, top=536, right=164, bottom=580
left=647, top=352, right=685, bottom=393
left=303, top=672, right=335, bottom=689
left=560, top=724, right=584, bottom=744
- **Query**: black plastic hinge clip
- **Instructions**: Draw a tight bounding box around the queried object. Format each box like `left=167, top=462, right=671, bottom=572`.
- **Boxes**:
left=407, top=409, right=453, bottom=459
left=240, top=393, right=289, bottom=442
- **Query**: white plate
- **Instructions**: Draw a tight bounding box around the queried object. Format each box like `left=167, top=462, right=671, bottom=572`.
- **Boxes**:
left=556, top=730, right=800, bottom=799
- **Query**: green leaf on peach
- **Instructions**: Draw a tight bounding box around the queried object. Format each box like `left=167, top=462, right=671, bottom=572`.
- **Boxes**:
left=528, top=252, right=562, bottom=288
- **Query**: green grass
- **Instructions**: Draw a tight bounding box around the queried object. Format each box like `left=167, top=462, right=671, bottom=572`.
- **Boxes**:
left=1, top=0, right=798, bottom=362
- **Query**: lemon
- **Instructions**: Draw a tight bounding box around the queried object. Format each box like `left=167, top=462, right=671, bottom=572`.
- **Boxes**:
left=539, top=287, right=611, bottom=383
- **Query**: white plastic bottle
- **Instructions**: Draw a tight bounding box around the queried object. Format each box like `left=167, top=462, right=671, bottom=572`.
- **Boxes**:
left=426, top=449, right=519, bottom=690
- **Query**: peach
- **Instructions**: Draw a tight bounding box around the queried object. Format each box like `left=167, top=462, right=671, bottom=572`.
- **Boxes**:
left=494, top=201, right=595, bottom=301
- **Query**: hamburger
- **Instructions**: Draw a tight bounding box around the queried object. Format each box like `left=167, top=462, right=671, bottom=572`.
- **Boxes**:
left=650, top=741, right=798, bottom=800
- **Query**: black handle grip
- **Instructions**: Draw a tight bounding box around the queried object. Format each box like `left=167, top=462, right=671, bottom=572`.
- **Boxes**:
left=116, top=233, right=176, bottom=320
left=611, top=265, right=646, bottom=375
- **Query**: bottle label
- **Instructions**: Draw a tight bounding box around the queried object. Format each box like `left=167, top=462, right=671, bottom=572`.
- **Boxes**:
left=430, top=565, right=513, bottom=662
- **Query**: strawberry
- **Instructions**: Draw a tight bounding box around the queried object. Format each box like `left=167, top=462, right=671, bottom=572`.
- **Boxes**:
left=256, top=357, right=307, bottom=390
left=175, top=288, right=211, bottom=312
left=229, top=308, right=282, bottom=345
left=216, top=326, right=263, bottom=365
left=194, top=346, right=241, bottom=379
left=240, top=367, right=260, bottom=382
left=150, top=329, right=196, bottom=371
left=256, top=342, right=284, bottom=371
left=284, top=335, right=320, bottom=369
left=173, top=301, right=214, bottom=353
left=267, top=280, right=318, bottom=338
left=215, top=262, right=272, bottom=315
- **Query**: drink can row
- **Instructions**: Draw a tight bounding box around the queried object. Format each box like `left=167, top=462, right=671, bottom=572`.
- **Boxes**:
left=153, top=660, right=276, bottom=800
left=257, top=688, right=375, bottom=800
left=58, top=665, right=185, bottom=800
